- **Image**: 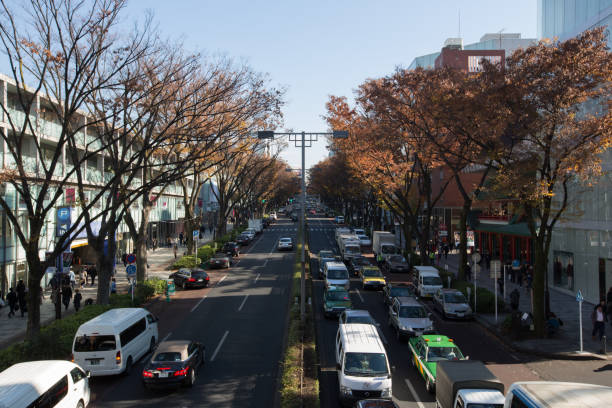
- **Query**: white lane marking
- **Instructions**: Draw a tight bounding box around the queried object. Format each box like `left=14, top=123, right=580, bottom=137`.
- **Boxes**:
left=160, top=332, right=172, bottom=343
left=404, top=378, right=427, bottom=408
left=262, top=242, right=278, bottom=267
left=255, top=273, right=261, bottom=283
left=237, top=294, right=249, bottom=312
left=190, top=295, right=208, bottom=313
left=217, top=275, right=227, bottom=285
left=210, top=330, right=229, bottom=362
left=355, top=288, right=364, bottom=302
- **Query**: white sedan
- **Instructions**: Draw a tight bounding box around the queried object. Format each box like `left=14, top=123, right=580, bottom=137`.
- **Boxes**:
left=277, top=237, right=294, bottom=251
left=357, top=234, right=371, bottom=247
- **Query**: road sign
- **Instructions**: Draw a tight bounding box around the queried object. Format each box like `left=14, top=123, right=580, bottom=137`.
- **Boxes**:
left=490, top=260, right=502, bottom=279
left=126, top=264, right=136, bottom=277
left=472, top=253, right=481, bottom=264
left=126, top=253, right=136, bottom=264
left=576, top=290, right=584, bottom=303
left=193, top=230, right=199, bottom=239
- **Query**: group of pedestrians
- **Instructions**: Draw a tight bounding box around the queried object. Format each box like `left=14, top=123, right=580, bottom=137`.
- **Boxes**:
left=6, top=280, right=27, bottom=318
left=591, top=287, right=612, bottom=342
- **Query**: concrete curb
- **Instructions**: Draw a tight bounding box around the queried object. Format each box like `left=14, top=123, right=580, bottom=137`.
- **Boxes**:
left=472, top=315, right=611, bottom=361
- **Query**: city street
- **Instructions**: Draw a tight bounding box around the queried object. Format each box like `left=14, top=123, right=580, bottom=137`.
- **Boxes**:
left=308, top=217, right=612, bottom=408
left=88, top=220, right=297, bottom=407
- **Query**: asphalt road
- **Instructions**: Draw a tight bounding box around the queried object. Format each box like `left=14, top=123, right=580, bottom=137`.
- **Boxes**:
left=89, top=220, right=297, bottom=408
left=308, top=217, right=542, bottom=408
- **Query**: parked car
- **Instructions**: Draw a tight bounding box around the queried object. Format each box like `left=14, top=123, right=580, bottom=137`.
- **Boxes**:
left=433, top=289, right=473, bottom=320
left=269, top=212, right=277, bottom=220
left=339, top=309, right=377, bottom=326
left=243, top=229, right=256, bottom=240
left=235, top=233, right=251, bottom=246
left=277, top=237, right=294, bottom=251
left=170, top=268, right=210, bottom=289
left=382, top=282, right=416, bottom=306
left=357, top=234, right=372, bottom=247
left=323, top=286, right=352, bottom=318
left=382, top=254, right=410, bottom=273
left=359, top=266, right=386, bottom=290
left=334, top=215, right=345, bottom=224
left=142, top=340, right=204, bottom=389
left=388, top=297, right=434, bottom=340
left=408, top=335, right=466, bottom=393
left=354, top=400, right=399, bottom=408
left=221, top=242, right=240, bottom=257
left=347, top=255, right=370, bottom=276
left=210, top=252, right=231, bottom=269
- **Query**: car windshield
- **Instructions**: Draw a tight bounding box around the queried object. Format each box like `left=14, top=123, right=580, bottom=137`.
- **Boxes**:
left=423, top=276, right=442, bottom=285
left=389, top=255, right=406, bottom=263
left=426, top=346, right=463, bottom=361
left=390, top=286, right=414, bottom=297
left=191, top=270, right=207, bottom=279
left=319, top=251, right=334, bottom=258
left=74, top=335, right=116, bottom=352
left=381, top=246, right=398, bottom=254
left=328, top=269, right=348, bottom=279
left=153, top=352, right=183, bottom=362
left=345, top=246, right=360, bottom=254
left=327, top=290, right=350, bottom=301
left=363, top=269, right=383, bottom=277
left=347, top=315, right=374, bottom=325
left=399, top=305, right=427, bottom=318
left=343, top=352, right=389, bottom=376
left=358, top=235, right=368, bottom=240
left=444, top=292, right=467, bottom=303
left=213, top=253, right=227, bottom=258
left=280, top=238, right=292, bottom=243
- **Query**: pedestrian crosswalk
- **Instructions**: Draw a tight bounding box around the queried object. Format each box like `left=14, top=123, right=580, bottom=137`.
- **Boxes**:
left=269, top=228, right=298, bottom=232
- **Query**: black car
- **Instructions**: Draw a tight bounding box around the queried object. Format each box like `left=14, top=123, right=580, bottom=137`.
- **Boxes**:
left=170, top=268, right=210, bottom=289
left=382, top=282, right=416, bottom=306
left=382, top=254, right=410, bottom=273
left=235, top=234, right=250, bottom=246
left=222, top=242, right=240, bottom=257
left=142, top=340, right=205, bottom=389
left=347, top=255, right=371, bottom=276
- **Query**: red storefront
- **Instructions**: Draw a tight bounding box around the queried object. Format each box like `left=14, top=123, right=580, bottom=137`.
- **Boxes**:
left=474, top=221, right=533, bottom=265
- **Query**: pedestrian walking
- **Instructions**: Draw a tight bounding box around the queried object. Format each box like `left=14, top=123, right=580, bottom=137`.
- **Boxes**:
left=62, top=286, right=72, bottom=311
left=80, top=269, right=87, bottom=289
left=89, top=266, right=97, bottom=286
left=510, top=288, right=520, bottom=311
left=16, top=280, right=26, bottom=317
left=606, top=287, right=612, bottom=327
left=121, top=253, right=127, bottom=267
left=592, top=302, right=607, bottom=341
left=179, top=232, right=184, bottom=246
left=444, top=245, right=449, bottom=260
left=69, top=270, right=76, bottom=289
left=6, top=288, right=17, bottom=318
left=173, top=243, right=178, bottom=259
left=517, top=264, right=525, bottom=287
left=73, top=289, right=82, bottom=312
left=465, top=263, right=472, bottom=281
left=110, top=277, right=117, bottom=294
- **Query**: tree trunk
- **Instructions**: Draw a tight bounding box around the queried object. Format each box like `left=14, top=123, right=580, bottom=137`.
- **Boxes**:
left=532, top=237, right=547, bottom=337
left=25, top=262, right=42, bottom=339
left=95, top=234, right=117, bottom=305
left=129, top=203, right=151, bottom=282
left=457, top=200, right=471, bottom=281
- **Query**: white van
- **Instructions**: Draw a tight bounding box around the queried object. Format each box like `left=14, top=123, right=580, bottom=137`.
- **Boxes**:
left=413, top=266, right=443, bottom=298
left=324, top=261, right=350, bottom=290
left=505, top=381, right=612, bottom=408
left=335, top=324, right=392, bottom=406
left=72, top=308, right=158, bottom=376
left=0, top=360, right=90, bottom=408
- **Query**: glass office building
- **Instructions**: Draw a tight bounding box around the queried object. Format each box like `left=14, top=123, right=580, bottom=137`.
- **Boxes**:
left=539, top=0, right=612, bottom=303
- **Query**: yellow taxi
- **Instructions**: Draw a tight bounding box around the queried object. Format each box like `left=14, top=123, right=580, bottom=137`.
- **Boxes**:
left=359, top=266, right=386, bottom=290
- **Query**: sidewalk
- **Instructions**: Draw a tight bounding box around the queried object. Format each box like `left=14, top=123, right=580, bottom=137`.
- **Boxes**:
left=437, top=252, right=611, bottom=360
left=0, top=227, right=225, bottom=349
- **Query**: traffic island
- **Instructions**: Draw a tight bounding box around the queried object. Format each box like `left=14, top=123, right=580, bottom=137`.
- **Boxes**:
left=279, top=231, right=320, bottom=408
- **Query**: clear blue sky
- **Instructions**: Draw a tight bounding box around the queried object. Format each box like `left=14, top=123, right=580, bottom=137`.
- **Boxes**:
left=124, top=0, right=538, bottom=170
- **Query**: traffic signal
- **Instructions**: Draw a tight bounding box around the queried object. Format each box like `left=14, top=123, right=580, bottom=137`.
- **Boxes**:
left=262, top=199, right=266, bottom=203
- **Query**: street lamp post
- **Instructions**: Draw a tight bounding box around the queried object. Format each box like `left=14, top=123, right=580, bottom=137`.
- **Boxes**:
left=258, top=129, right=347, bottom=321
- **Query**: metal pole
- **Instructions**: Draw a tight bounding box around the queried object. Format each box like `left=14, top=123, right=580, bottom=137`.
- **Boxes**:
left=495, top=270, right=498, bottom=322
left=503, top=265, right=507, bottom=303
left=300, top=131, right=306, bottom=322
left=579, top=300, right=583, bottom=353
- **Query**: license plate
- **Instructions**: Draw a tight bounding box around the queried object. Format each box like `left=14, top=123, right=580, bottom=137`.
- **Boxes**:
left=198, top=279, right=203, bottom=282
left=159, top=372, right=169, bottom=378
left=457, top=313, right=464, bottom=317
left=89, top=360, right=100, bottom=365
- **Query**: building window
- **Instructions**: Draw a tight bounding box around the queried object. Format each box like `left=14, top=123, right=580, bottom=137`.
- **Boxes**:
left=468, top=55, right=502, bottom=72
left=553, top=250, right=574, bottom=290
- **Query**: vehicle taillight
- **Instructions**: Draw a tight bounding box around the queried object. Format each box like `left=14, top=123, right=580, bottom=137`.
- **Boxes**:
left=205, top=276, right=209, bottom=280
left=142, top=370, right=153, bottom=378
left=70, top=353, right=74, bottom=362
left=116, top=351, right=121, bottom=364
left=188, top=277, right=196, bottom=282
left=173, top=368, right=188, bottom=377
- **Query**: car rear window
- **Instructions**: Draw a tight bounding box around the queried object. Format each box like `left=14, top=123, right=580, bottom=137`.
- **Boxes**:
left=74, top=335, right=117, bottom=352
left=191, top=270, right=208, bottom=278
left=153, top=352, right=183, bottom=362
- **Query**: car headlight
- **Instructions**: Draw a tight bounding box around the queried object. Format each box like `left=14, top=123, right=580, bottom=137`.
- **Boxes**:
left=340, top=385, right=352, bottom=396
left=400, top=325, right=412, bottom=332
left=381, top=387, right=392, bottom=397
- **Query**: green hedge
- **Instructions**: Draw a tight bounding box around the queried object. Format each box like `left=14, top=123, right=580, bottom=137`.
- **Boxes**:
left=452, top=280, right=504, bottom=314
left=0, top=285, right=160, bottom=371
left=196, top=244, right=216, bottom=262
left=170, top=255, right=201, bottom=269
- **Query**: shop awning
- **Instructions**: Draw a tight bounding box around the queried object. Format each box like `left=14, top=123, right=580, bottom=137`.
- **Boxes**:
left=70, top=239, right=88, bottom=249
left=474, top=222, right=532, bottom=237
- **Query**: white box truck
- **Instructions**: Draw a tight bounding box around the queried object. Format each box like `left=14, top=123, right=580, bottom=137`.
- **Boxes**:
left=248, top=218, right=263, bottom=234
left=372, top=231, right=398, bottom=260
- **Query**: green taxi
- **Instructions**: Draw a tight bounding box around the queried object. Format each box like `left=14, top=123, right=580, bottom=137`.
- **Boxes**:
left=323, top=286, right=352, bottom=318
left=408, top=335, right=465, bottom=393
